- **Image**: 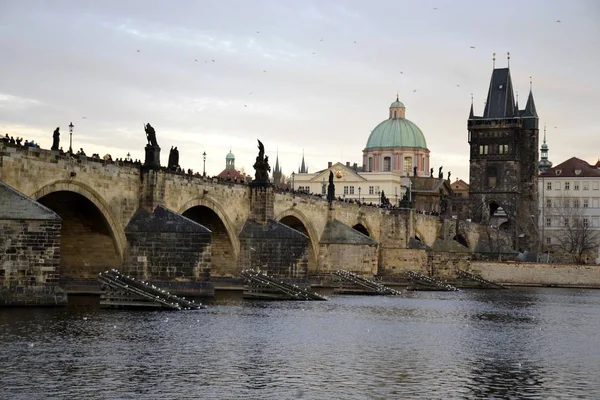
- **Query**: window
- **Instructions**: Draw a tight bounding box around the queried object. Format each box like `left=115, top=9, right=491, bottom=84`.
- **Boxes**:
left=349, top=186, right=355, bottom=195
left=546, top=198, right=552, bottom=208
left=574, top=199, right=580, bottom=208
left=546, top=236, right=552, bottom=244
left=383, top=156, right=391, bottom=172
left=322, top=185, right=326, bottom=195
left=546, top=182, right=552, bottom=190
left=368, top=157, right=373, bottom=172
left=565, top=182, right=570, bottom=190
left=369, top=186, right=374, bottom=195
left=593, top=182, right=599, bottom=190
left=564, top=218, right=569, bottom=227
left=574, top=182, right=580, bottom=190
left=487, top=166, right=498, bottom=188
left=545, top=217, right=551, bottom=227
left=584, top=182, right=589, bottom=190
left=593, top=216, right=599, bottom=227
left=452, top=205, right=457, bottom=212
left=499, top=144, right=509, bottom=154
left=479, top=145, right=489, bottom=155
left=593, top=198, right=600, bottom=208
left=583, top=218, right=590, bottom=227
left=584, top=199, right=589, bottom=208
left=343, top=186, right=349, bottom=195
left=375, top=186, right=380, bottom=194
left=403, top=157, right=412, bottom=174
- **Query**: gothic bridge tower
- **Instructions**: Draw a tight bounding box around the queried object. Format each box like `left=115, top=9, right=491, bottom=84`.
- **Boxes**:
left=468, top=58, right=539, bottom=251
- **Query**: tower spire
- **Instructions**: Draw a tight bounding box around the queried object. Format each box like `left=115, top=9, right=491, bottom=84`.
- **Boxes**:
left=469, top=93, right=474, bottom=118
left=539, top=122, right=552, bottom=172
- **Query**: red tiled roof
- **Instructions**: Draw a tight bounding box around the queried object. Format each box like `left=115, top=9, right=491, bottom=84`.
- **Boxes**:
left=540, top=157, right=600, bottom=177
left=217, top=168, right=248, bottom=180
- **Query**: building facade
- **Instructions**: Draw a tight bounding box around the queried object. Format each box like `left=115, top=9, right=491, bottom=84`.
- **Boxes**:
left=538, top=157, right=600, bottom=263
left=468, top=65, right=539, bottom=251
left=293, top=97, right=434, bottom=205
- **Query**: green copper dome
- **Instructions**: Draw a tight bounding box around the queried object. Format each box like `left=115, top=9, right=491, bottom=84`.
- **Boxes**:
left=390, top=100, right=405, bottom=108
left=226, top=151, right=235, bottom=160
left=366, top=118, right=427, bottom=149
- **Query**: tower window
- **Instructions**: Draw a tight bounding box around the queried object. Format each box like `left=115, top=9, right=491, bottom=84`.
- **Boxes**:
left=383, top=157, right=391, bottom=172
left=403, top=157, right=412, bottom=174
left=499, top=144, right=509, bottom=154
left=368, top=157, right=373, bottom=172
left=487, top=166, right=498, bottom=188
left=479, top=145, right=489, bottom=155
left=393, top=110, right=397, bottom=118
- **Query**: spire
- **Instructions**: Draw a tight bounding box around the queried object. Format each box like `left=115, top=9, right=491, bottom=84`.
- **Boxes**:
left=492, top=52, right=496, bottom=69
left=539, top=123, right=552, bottom=172
left=299, top=150, right=307, bottom=173
left=469, top=93, right=474, bottom=118
left=515, top=91, right=519, bottom=110
left=274, top=151, right=280, bottom=173
left=483, top=67, right=516, bottom=118
left=524, top=88, right=537, bottom=117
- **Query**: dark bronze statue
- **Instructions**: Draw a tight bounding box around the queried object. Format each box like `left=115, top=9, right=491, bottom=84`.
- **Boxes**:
left=252, top=139, right=270, bottom=182
left=167, top=146, right=179, bottom=170
left=413, top=166, right=417, bottom=177
left=51, top=127, right=60, bottom=151
left=448, top=171, right=451, bottom=181
left=430, top=167, right=434, bottom=177
left=145, top=123, right=158, bottom=147
left=327, top=171, right=335, bottom=204
left=438, top=166, right=443, bottom=179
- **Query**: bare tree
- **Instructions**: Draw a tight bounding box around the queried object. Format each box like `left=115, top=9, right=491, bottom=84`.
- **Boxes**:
left=551, top=197, right=599, bottom=263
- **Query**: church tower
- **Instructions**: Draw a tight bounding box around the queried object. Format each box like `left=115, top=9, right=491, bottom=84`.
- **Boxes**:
left=468, top=56, right=539, bottom=251
left=539, top=124, right=552, bottom=172
left=272, top=152, right=282, bottom=186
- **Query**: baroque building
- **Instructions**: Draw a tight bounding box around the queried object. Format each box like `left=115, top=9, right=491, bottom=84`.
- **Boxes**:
left=292, top=97, right=451, bottom=212
left=468, top=64, right=539, bottom=251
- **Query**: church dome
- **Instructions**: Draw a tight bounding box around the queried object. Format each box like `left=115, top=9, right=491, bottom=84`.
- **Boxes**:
left=226, top=151, right=235, bottom=160
left=365, top=113, right=427, bottom=150
left=390, top=99, right=405, bottom=108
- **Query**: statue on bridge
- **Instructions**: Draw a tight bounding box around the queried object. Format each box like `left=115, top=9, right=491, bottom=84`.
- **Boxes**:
left=51, top=127, right=60, bottom=151
left=167, top=146, right=179, bottom=170
left=145, top=123, right=159, bottom=148
left=143, top=123, right=161, bottom=169
left=252, top=139, right=271, bottom=183
left=327, top=171, right=335, bottom=205
left=438, top=166, right=443, bottom=179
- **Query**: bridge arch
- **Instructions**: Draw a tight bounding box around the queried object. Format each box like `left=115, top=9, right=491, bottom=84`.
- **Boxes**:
left=352, top=221, right=372, bottom=238
left=32, top=180, right=126, bottom=279
left=275, top=208, right=320, bottom=273
left=179, top=196, right=240, bottom=276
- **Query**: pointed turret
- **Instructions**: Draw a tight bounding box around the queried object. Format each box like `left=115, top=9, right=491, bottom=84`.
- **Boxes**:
left=469, top=100, right=474, bottom=118
left=483, top=68, right=516, bottom=118
left=273, top=152, right=282, bottom=185
left=523, top=90, right=537, bottom=117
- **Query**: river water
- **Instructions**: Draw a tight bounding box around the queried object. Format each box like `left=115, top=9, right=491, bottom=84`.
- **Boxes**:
left=1, top=287, right=600, bottom=399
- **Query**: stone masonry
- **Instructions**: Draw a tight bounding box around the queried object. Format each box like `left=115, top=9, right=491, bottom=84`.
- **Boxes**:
left=0, top=181, right=67, bottom=306
left=123, top=205, right=213, bottom=295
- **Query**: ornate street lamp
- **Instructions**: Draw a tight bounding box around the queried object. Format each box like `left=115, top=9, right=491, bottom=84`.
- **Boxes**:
left=68, top=122, right=74, bottom=155
left=358, top=187, right=361, bottom=202
left=292, top=172, right=295, bottom=191
left=203, top=151, right=206, bottom=177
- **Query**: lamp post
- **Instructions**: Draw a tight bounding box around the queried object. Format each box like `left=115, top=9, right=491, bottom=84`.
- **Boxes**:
left=291, top=172, right=295, bottom=191
left=203, top=151, right=206, bottom=177
left=68, top=122, right=74, bottom=155
left=358, top=187, right=361, bottom=202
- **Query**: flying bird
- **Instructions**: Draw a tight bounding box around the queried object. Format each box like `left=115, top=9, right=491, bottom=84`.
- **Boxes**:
left=456, top=84, right=460, bottom=87
left=556, top=20, right=561, bottom=23
left=194, top=59, right=198, bottom=61
left=470, top=46, right=476, bottom=49
left=433, top=7, right=438, bottom=10
left=136, top=50, right=140, bottom=52
left=263, top=70, right=267, bottom=72
left=353, top=41, right=357, bottom=44
left=82, top=117, right=87, bottom=119
left=211, top=59, right=215, bottom=62
left=413, top=89, right=417, bottom=92
left=400, top=71, right=403, bottom=74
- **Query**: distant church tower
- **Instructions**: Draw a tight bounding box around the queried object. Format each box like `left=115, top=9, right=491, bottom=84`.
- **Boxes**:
left=468, top=54, right=539, bottom=251
left=273, top=152, right=282, bottom=186
left=298, top=151, right=308, bottom=173
left=539, top=124, right=552, bottom=172
left=225, top=149, right=235, bottom=170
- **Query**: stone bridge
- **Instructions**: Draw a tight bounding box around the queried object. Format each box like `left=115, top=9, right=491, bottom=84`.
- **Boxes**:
left=0, top=144, right=494, bottom=285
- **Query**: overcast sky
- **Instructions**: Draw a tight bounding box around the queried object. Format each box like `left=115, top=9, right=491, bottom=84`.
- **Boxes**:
left=1, top=0, right=598, bottom=182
